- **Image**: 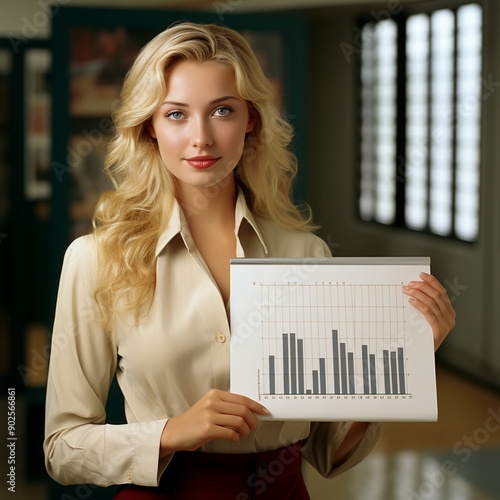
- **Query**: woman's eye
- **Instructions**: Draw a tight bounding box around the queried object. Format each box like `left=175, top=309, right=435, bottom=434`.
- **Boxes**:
left=166, top=111, right=184, bottom=121
left=213, top=106, right=233, bottom=117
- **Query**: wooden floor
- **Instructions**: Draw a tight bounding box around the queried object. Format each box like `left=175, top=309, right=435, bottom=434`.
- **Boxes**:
left=375, top=364, right=500, bottom=453
left=304, top=364, right=500, bottom=499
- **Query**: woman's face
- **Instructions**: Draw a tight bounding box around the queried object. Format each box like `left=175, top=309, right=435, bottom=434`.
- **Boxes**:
left=148, top=60, right=256, bottom=199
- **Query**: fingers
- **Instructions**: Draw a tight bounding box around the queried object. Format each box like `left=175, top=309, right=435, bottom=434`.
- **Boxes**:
left=203, top=389, right=269, bottom=435
left=402, top=272, right=456, bottom=350
left=214, top=413, right=253, bottom=438
left=417, top=273, right=456, bottom=318
left=215, top=389, right=270, bottom=417
left=204, top=401, right=256, bottom=436
left=403, top=273, right=456, bottom=325
left=159, top=389, right=269, bottom=456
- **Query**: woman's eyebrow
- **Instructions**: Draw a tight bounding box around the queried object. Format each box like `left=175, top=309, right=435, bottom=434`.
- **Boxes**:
left=209, top=95, right=239, bottom=105
left=161, top=95, right=240, bottom=107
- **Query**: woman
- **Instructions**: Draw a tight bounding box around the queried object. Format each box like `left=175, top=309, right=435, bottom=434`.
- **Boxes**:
left=44, top=22, right=455, bottom=499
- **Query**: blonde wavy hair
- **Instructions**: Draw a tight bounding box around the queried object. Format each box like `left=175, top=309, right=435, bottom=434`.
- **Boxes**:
left=92, top=22, right=317, bottom=332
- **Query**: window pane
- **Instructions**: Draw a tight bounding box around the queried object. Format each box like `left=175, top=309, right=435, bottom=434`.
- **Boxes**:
left=405, top=14, right=429, bottom=230
left=375, top=20, right=397, bottom=224
left=359, top=23, right=376, bottom=220
left=359, top=20, right=397, bottom=224
left=429, top=9, right=455, bottom=236
left=455, top=3, right=482, bottom=241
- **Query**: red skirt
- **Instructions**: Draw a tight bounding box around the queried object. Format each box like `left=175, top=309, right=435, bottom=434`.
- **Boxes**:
left=113, top=442, right=310, bottom=500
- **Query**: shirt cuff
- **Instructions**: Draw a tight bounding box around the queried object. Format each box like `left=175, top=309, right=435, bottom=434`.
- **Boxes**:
left=128, top=418, right=170, bottom=486
left=327, top=422, right=385, bottom=478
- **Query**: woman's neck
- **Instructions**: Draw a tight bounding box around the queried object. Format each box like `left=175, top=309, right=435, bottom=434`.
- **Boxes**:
left=176, top=177, right=237, bottom=232
left=176, top=177, right=238, bottom=305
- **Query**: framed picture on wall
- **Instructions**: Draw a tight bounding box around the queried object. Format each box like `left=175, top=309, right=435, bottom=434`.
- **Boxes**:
left=24, top=47, right=51, bottom=200
left=67, top=26, right=156, bottom=236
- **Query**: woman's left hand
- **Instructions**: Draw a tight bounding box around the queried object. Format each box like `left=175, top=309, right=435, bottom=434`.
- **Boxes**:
left=402, top=272, right=456, bottom=351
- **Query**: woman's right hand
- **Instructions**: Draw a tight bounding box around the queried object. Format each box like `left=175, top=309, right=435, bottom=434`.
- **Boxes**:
left=159, top=388, right=269, bottom=457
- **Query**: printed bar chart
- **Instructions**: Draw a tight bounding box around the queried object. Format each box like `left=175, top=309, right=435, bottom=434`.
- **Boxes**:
left=266, top=329, right=408, bottom=396
left=230, top=257, right=438, bottom=421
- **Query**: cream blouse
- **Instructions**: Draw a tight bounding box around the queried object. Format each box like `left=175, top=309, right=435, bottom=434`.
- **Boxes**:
left=44, top=190, right=383, bottom=487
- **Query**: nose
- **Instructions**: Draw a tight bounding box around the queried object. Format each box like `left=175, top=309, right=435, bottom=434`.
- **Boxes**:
left=192, top=117, right=213, bottom=148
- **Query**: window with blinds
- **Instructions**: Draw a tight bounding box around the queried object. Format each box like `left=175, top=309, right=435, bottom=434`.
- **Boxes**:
left=358, top=3, right=482, bottom=242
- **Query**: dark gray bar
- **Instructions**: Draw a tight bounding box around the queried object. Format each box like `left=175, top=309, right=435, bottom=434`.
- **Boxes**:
left=362, top=345, right=369, bottom=394
left=269, top=355, right=275, bottom=395
left=319, top=358, right=326, bottom=394
left=369, top=353, right=377, bottom=394
left=282, top=334, right=289, bottom=395
left=348, top=352, right=355, bottom=394
left=312, top=370, right=319, bottom=394
left=306, top=389, right=312, bottom=394
left=332, top=329, right=340, bottom=394
left=390, top=350, right=398, bottom=394
left=340, top=343, right=348, bottom=394
left=290, top=333, right=297, bottom=394
left=298, top=339, right=305, bottom=394
left=383, top=350, right=391, bottom=394
left=398, top=347, right=406, bottom=394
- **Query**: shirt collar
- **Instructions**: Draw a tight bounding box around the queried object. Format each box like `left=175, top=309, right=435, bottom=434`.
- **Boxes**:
left=155, top=188, right=268, bottom=257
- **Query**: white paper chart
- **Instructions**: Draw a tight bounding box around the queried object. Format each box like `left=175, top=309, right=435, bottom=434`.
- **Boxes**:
left=230, top=257, right=437, bottom=421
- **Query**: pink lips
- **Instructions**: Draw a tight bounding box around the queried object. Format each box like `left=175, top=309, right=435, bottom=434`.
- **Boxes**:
left=185, top=156, right=220, bottom=169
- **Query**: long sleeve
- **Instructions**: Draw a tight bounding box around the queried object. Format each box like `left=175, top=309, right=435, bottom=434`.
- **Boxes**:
left=301, top=421, right=385, bottom=478
left=43, top=237, right=168, bottom=486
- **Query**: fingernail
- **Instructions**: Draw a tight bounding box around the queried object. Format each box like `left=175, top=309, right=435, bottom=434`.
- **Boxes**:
left=262, top=407, right=270, bottom=415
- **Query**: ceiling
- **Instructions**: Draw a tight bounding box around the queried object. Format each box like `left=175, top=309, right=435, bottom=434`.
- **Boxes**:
left=4, top=0, right=431, bottom=39
left=61, top=0, right=398, bottom=11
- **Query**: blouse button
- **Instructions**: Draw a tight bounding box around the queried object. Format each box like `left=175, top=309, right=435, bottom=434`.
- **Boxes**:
left=126, top=470, right=133, bottom=482
left=215, top=332, right=227, bottom=344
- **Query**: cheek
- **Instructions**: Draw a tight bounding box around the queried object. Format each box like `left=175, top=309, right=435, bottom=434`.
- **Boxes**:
left=156, top=129, right=185, bottom=155
left=222, top=126, right=247, bottom=151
